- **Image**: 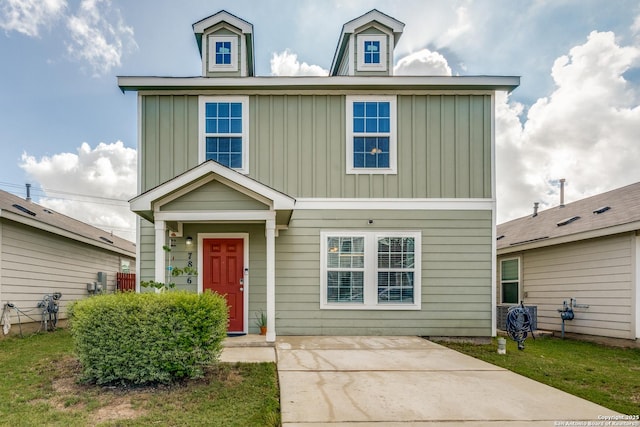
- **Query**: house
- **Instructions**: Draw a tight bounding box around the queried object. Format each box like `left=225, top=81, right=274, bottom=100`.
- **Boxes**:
left=119, top=9, right=519, bottom=341
left=0, top=189, right=136, bottom=336
left=496, top=182, right=640, bottom=342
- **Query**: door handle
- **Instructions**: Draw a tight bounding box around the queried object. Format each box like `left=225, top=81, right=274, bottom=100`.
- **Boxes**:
left=239, top=278, right=244, bottom=285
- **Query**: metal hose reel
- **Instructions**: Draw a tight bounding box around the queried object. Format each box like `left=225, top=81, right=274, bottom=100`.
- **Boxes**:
left=506, top=302, right=535, bottom=350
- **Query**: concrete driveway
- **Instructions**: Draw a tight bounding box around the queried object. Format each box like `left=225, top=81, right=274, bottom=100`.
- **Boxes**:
left=275, top=336, right=619, bottom=426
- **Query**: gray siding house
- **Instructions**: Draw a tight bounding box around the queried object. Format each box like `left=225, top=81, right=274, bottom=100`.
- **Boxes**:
left=119, top=10, right=519, bottom=341
left=497, top=182, right=640, bottom=342
left=0, top=189, right=136, bottom=335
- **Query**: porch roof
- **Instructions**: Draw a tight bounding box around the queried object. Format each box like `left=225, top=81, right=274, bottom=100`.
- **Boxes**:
left=130, top=160, right=295, bottom=224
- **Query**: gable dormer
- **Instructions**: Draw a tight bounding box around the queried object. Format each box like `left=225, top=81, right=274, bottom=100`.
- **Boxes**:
left=330, top=9, right=404, bottom=76
left=193, top=10, right=254, bottom=77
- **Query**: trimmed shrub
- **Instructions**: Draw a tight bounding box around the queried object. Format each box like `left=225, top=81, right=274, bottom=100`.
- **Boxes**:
left=68, top=291, right=228, bottom=385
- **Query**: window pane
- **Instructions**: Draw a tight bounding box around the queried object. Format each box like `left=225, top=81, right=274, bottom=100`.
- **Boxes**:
left=377, top=237, right=415, bottom=304
left=378, top=102, right=390, bottom=117
left=365, top=102, right=377, bottom=117
left=230, top=118, right=242, bottom=133
left=218, top=118, right=230, bottom=133
left=377, top=152, right=389, bottom=168
left=327, top=272, right=363, bottom=303
left=378, top=272, right=414, bottom=303
left=502, top=282, right=519, bottom=304
left=218, top=103, right=230, bottom=117
left=230, top=102, right=242, bottom=117
left=206, top=103, right=217, bottom=117
left=206, top=119, right=217, bottom=133
left=501, top=259, right=519, bottom=281
left=230, top=154, right=242, bottom=168
left=353, top=102, right=365, bottom=117
left=378, top=118, right=390, bottom=133
left=365, top=118, right=378, bottom=132
left=353, top=118, right=365, bottom=133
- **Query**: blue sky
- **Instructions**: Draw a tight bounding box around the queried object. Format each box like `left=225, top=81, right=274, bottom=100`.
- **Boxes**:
left=1, top=0, right=639, bottom=242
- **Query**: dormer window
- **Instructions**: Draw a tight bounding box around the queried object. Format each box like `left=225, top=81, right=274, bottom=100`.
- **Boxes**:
left=207, top=35, right=238, bottom=72
left=356, top=34, right=387, bottom=72
left=364, top=40, right=380, bottom=64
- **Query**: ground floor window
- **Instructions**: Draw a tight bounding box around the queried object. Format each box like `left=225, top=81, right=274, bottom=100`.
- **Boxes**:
left=320, top=231, right=421, bottom=310
left=500, top=258, right=520, bottom=304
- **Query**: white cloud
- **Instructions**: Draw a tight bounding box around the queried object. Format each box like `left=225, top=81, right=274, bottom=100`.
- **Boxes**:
left=394, top=49, right=452, bottom=76
left=66, top=0, right=136, bottom=77
left=496, top=30, right=640, bottom=223
left=0, top=0, right=66, bottom=37
left=20, top=141, right=137, bottom=242
left=435, top=4, right=472, bottom=48
left=270, top=49, right=328, bottom=76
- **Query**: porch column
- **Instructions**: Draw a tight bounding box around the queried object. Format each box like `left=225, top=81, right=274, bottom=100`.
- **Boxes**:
left=266, top=218, right=276, bottom=342
left=154, top=220, right=166, bottom=286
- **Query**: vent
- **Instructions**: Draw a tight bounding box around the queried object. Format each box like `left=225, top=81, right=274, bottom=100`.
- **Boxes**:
left=100, top=236, right=114, bottom=244
left=510, top=236, right=549, bottom=246
left=593, top=206, right=611, bottom=214
left=12, top=204, right=36, bottom=216
left=557, top=216, right=580, bottom=227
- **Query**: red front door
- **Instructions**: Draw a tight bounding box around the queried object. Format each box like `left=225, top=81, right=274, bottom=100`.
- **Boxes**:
left=203, top=238, right=244, bottom=332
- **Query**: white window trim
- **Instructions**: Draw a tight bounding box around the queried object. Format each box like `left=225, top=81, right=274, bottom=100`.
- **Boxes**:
left=207, top=35, right=238, bottom=72
left=346, top=95, right=397, bottom=175
left=198, top=95, right=249, bottom=174
left=356, top=34, right=387, bottom=71
left=500, top=257, right=521, bottom=304
left=320, top=230, right=421, bottom=310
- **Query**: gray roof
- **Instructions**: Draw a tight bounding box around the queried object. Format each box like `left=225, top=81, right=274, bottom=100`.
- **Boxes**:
left=497, top=181, right=640, bottom=254
left=0, top=189, right=135, bottom=257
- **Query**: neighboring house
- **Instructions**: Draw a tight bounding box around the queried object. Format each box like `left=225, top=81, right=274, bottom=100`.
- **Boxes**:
left=497, top=182, right=640, bottom=341
left=0, top=189, right=136, bottom=335
left=119, top=9, right=519, bottom=341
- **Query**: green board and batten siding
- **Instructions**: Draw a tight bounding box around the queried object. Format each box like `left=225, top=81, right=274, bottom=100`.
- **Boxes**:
left=139, top=94, right=492, bottom=198
left=275, top=209, right=493, bottom=336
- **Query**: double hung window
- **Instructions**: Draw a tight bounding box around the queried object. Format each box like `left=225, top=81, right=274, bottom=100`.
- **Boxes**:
left=321, top=231, right=421, bottom=310
left=346, top=95, right=396, bottom=174
left=500, top=258, right=520, bottom=304
left=199, top=96, right=249, bottom=173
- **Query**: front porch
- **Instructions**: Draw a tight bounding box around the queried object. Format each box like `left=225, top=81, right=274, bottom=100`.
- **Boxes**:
left=130, top=161, right=295, bottom=342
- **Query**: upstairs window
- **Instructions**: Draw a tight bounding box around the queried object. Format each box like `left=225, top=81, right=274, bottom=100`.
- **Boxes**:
left=356, top=34, right=387, bottom=71
left=346, top=95, right=397, bottom=174
left=199, top=96, right=249, bottom=173
left=207, top=35, right=238, bottom=72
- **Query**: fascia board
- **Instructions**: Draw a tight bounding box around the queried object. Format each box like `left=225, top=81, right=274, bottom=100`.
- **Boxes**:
left=293, top=198, right=494, bottom=210
left=0, top=209, right=135, bottom=258
left=497, top=220, right=640, bottom=255
left=118, top=75, right=520, bottom=92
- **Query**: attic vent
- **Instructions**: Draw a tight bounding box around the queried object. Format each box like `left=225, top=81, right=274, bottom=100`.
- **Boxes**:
left=510, top=236, right=549, bottom=246
left=557, top=216, right=580, bottom=227
left=100, top=236, right=114, bottom=244
left=12, top=204, right=36, bottom=216
left=593, top=206, right=611, bottom=214
left=496, top=235, right=505, bottom=240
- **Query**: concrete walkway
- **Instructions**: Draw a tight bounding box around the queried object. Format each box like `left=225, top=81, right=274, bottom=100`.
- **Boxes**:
left=273, top=336, right=620, bottom=426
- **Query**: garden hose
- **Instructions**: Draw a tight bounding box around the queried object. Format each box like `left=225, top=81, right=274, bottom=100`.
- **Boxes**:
left=506, top=302, right=535, bottom=350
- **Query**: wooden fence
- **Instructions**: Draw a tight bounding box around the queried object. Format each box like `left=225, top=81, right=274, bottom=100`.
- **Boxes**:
left=116, top=272, right=136, bottom=292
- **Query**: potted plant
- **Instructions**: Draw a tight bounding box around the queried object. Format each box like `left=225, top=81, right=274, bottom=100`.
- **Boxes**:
left=254, top=310, right=267, bottom=335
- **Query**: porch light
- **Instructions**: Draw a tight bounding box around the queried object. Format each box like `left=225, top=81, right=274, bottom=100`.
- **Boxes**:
left=186, top=236, right=193, bottom=245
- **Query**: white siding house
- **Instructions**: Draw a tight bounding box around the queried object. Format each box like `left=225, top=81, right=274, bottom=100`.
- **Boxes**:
left=497, top=182, right=640, bottom=342
left=1, top=190, right=136, bottom=336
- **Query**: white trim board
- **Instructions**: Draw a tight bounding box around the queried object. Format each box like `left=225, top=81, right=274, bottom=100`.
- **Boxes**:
left=294, top=198, right=494, bottom=210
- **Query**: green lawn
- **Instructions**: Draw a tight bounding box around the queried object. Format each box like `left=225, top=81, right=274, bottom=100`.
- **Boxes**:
left=440, top=335, right=640, bottom=415
left=0, top=329, right=280, bottom=426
